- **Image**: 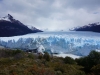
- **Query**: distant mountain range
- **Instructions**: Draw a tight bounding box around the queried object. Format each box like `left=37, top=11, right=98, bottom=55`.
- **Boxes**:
left=72, top=22, right=100, bottom=33
left=0, top=14, right=43, bottom=37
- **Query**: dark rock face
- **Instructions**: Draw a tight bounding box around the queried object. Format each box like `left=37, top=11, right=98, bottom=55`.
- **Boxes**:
left=73, top=22, right=100, bottom=33
left=0, top=14, right=43, bottom=37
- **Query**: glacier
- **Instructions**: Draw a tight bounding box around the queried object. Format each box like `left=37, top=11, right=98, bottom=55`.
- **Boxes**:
left=0, top=31, right=100, bottom=56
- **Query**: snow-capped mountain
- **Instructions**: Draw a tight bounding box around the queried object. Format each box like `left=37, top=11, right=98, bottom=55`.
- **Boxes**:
left=0, top=14, right=42, bottom=37
left=0, top=31, right=100, bottom=56
left=0, top=14, right=11, bottom=22
left=27, top=26, right=43, bottom=33
left=72, top=22, right=100, bottom=33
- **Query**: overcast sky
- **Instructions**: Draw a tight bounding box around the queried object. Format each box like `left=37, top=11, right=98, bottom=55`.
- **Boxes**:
left=0, top=0, right=100, bottom=31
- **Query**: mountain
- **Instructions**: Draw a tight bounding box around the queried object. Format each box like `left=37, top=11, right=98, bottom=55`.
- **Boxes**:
left=0, top=31, right=100, bottom=56
left=0, top=14, right=43, bottom=37
left=72, top=22, right=100, bottom=33
left=27, top=26, right=43, bottom=33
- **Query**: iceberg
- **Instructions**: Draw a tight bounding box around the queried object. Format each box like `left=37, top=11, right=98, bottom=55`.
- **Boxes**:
left=0, top=31, right=100, bottom=56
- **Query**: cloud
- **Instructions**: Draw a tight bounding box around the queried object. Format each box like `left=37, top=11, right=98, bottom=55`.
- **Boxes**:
left=0, top=0, right=100, bottom=31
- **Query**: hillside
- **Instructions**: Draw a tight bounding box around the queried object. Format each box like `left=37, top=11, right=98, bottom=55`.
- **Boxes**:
left=0, top=49, right=100, bottom=75
left=0, top=14, right=42, bottom=37
left=73, top=22, right=100, bottom=33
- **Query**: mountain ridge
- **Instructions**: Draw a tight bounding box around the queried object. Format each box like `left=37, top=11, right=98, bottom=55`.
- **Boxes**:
left=72, top=22, right=100, bottom=33
left=0, top=14, right=43, bottom=37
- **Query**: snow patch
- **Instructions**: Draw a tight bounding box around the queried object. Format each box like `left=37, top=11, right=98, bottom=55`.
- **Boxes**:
left=53, top=54, right=81, bottom=59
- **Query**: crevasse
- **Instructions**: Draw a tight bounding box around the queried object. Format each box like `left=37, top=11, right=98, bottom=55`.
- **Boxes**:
left=0, top=31, right=100, bottom=56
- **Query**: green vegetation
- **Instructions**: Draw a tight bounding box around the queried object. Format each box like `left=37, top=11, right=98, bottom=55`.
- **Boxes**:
left=43, top=52, right=51, bottom=61
left=64, top=56, right=76, bottom=64
left=75, top=50, right=100, bottom=74
left=0, top=49, right=100, bottom=75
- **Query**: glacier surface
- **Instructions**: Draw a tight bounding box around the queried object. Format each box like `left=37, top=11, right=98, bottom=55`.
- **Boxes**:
left=0, top=31, right=100, bottom=56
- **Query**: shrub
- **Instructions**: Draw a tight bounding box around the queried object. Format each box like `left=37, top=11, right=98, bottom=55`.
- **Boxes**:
left=64, top=56, right=76, bottom=64
left=88, top=50, right=100, bottom=65
left=54, top=64, right=66, bottom=73
left=91, top=64, right=100, bottom=75
left=76, top=50, right=100, bottom=73
left=53, top=62, right=86, bottom=75
left=28, top=53, right=34, bottom=59
left=38, top=54, right=43, bottom=59
left=5, top=49, right=23, bottom=56
left=0, top=58, right=13, bottom=65
left=43, top=52, right=50, bottom=61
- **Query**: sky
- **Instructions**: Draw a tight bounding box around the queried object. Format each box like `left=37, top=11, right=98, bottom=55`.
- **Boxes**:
left=0, top=0, right=100, bottom=31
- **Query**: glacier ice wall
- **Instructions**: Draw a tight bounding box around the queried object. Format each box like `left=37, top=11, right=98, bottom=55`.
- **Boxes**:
left=0, top=31, right=100, bottom=56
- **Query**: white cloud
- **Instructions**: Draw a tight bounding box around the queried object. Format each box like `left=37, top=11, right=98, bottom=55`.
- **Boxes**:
left=0, top=0, right=100, bottom=31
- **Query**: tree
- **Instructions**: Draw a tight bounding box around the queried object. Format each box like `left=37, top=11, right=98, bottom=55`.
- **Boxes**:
left=88, top=50, right=100, bottom=65
left=91, top=64, right=100, bottom=75
left=64, top=56, right=76, bottom=64
left=75, top=50, right=100, bottom=73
